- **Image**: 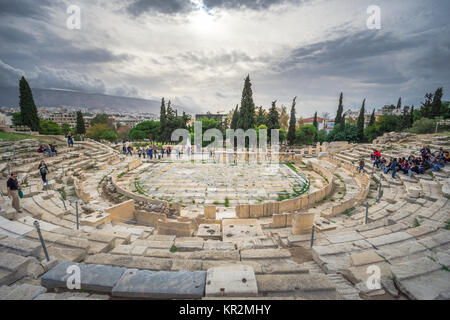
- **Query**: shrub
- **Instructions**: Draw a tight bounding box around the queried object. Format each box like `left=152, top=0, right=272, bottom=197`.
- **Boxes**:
left=410, top=117, right=436, bottom=134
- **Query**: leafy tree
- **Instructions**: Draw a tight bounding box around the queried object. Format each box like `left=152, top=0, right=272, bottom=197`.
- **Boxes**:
left=255, top=106, right=266, bottom=127
left=402, top=106, right=411, bottom=129
left=90, top=114, right=115, bottom=130
left=317, top=129, right=327, bottom=143
left=237, top=75, right=256, bottom=130
left=19, top=76, right=40, bottom=131
left=61, top=123, right=72, bottom=135
left=357, top=99, right=365, bottom=142
left=39, top=120, right=62, bottom=135
left=410, top=106, right=415, bottom=126
left=335, top=92, right=344, bottom=128
left=278, top=105, right=289, bottom=131
left=326, top=123, right=359, bottom=143
left=129, top=121, right=160, bottom=141
left=117, top=125, right=131, bottom=141
left=295, top=125, right=317, bottom=145
left=287, top=97, right=297, bottom=146
left=441, top=101, right=450, bottom=119
left=420, top=93, right=433, bottom=118
left=431, top=87, right=443, bottom=118
left=87, top=123, right=118, bottom=142
left=76, top=111, right=86, bottom=134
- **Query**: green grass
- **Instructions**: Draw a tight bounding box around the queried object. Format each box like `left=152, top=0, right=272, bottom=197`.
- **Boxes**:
left=169, top=245, right=178, bottom=253
left=413, top=218, right=421, bottom=228
left=343, top=207, right=355, bottom=217
left=0, top=132, right=35, bottom=141
left=224, top=197, right=230, bottom=208
left=445, top=220, right=450, bottom=230
left=117, top=171, right=126, bottom=179
left=133, top=179, right=146, bottom=195
left=57, top=187, right=67, bottom=201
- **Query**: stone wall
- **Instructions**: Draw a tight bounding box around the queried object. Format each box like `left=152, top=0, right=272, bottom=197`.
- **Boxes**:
left=236, top=161, right=334, bottom=224
left=323, top=155, right=371, bottom=217
left=157, top=219, right=193, bottom=237
left=104, top=199, right=135, bottom=223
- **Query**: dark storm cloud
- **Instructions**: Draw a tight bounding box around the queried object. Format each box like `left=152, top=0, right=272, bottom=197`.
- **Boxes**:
left=203, top=0, right=304, bottom=10
left=280, top=30, right=419, bottom=70
left=126, top=0, right=195, bottom=16
left=125, top=0, right=305, bottom=16
left=0, top=0, right=54, bottom=19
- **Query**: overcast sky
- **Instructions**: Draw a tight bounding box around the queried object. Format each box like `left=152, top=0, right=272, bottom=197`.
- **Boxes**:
left=0, top=0, right=449, bottom=116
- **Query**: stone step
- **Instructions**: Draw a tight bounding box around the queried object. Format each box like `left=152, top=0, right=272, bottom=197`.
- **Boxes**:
left=0, top=252, right=32, bottom=285
left=0, top=284, right=46, bottom=300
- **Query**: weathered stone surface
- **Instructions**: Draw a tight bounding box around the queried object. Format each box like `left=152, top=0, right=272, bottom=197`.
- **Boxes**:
left=397, top=270, right=450, bottom=300
left=203, top=241, right=235, bottom=251
left=0, top=237, right=42, bottom=257
left=256, top=273, right=335, bottom=293
left=326, top=231, right=364, bottom=244
left=205, top=265, right=257, bottom=297
left=112, top=269, right=206, bottom=299
left=241, top=248, right=291, bottom=260
left=41, top=262, right=127, bottom=293
left=376, top=241, right=428, bottom=263
left=366, top=232, right=413, bottom=247
left=171, top=259, right=203, bottom=271
left=390, top=257, right=442, bottom=281
left=350, top=251, right=384, bottom=266
left=188, top=250, right=240, bottom=261
left=85, top=253, right=172, bottom=271
left=0, top=284, right=46, bottom=300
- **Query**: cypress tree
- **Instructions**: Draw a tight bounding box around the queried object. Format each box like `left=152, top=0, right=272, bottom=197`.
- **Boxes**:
left=402, top=106, right=411, bottom=129
left=75, top=111, right=86, bottom=135
left=431, top=87, right=443, bottom=118
left=231, top=105, right=239, bottom=130
left=19, top=76, right=40, bottom=131
left=396, top=97, right=402, bottom=110
left=313, top=112, right=318, bottom=130
left=266, top=100, right=280, bottom=140
left=287, top=97, right=297, bottom=146
left=237, top=75, right=256, bottom=130
left=335, top=92, right=344, bottom=127
left=368, top=109, right=376, bottom=127
left=410, top=105, right=415, bottom=126
left=357, top=99, right=366, bottom=142
left=159, top=98, right=166, bottom=141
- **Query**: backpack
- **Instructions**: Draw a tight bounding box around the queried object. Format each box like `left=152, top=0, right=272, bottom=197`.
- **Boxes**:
left=40, top=166, right=47, bottom=174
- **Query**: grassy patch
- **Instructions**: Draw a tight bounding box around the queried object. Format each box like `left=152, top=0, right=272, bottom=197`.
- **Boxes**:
left=133, top=179, right=146, bottom=195
left=413, top=218, right=421, bottom=228
left=224, top=197, right=230, bottom=208
left=169, top=245, right=178, bottom=253
left=57, top=187, right=67, bottom=200
left=343, top=207, right=355, bottom=217
left=117, top=171, right=126, bottom=179
left=445, top=220, right=450, bottom=230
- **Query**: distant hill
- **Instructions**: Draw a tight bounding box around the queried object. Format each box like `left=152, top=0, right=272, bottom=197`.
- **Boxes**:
left=0, top=86, right=195, bottom=114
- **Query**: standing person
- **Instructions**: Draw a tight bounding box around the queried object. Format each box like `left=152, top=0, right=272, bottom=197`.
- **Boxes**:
left=38, top=160, right=48, bottom=184
left=7, top=172, right=22, bottom=213
left=358, top=158, right=365, bottom=173
left=138, top=148, right=142, bottom=158
left=127, top=145, right=133, bottom=156
left=148, top=147, right=153, bottom=159
left=143, top=148, right=147, bottom=159
left=122, top=145, right=127, bottom=155
left=67, top=131, right=74, bottom=147
left=50, top=144, right=58, bottom=156
left=161, top=147, right=165, bottom=158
